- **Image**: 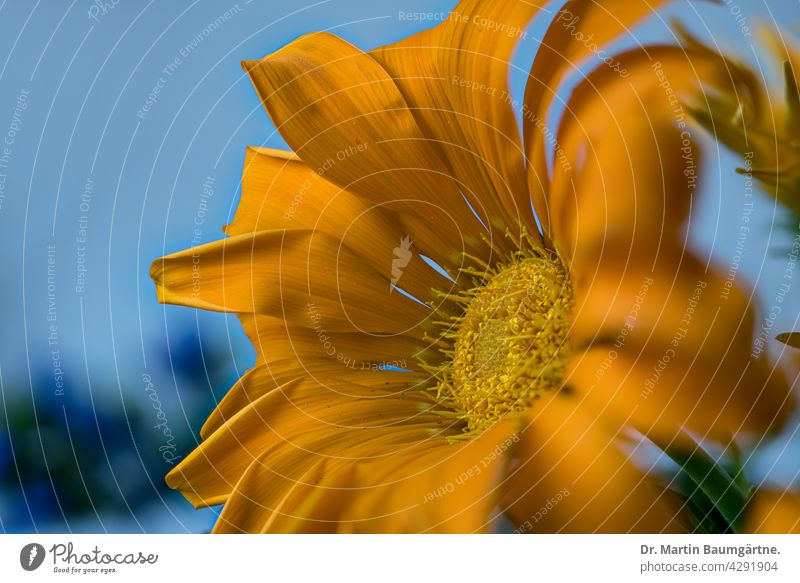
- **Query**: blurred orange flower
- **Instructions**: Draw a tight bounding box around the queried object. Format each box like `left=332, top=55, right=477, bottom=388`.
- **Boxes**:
left=747, top=489, right=800, bottom=533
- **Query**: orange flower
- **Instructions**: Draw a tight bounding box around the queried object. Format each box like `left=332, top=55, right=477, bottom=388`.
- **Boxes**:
left=151, top=0, right=792, bottom=533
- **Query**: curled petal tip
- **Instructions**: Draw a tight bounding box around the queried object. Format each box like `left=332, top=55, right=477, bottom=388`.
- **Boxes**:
left=776, top=332, right=800, bottom=348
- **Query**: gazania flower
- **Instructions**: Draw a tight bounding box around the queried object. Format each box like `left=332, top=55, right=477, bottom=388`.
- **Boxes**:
left=152, top=1, right=793, bottom=533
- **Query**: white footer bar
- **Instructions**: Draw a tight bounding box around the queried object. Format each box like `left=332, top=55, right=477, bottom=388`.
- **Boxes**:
left=1, top=534, right=798, bottom=582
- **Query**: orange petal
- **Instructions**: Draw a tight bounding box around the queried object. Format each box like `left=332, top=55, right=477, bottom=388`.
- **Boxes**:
left=243, top=32, right=491, bottom=269
left=337, top=420, right=518, bottom=533
left=746, top=489, right=800, bottom=533
left=372, top=0, right=544, bottom=245
left=237, top=314, right=429, bottom=369
left=504, top=392, right=687, bottom=533
left=570, top=253, right=794, bottom=440
left=249, top=459, right=355, bottom=534
left=568, top=344, right=789, bottom=443
left=167, top=377, right=441, bottom=508
left=228, top=146, right=459, bottom=304
left=776, top=332, right=800, bottom=349
left=212, top=427, right=432, bottom=533
left=201, top=313, right=433, bottom=439
left=201, top=361, right=420, bottom=439
left=150, top=229, right=434, bottom=335
left=547, top=47, right=724, bottom=268
left=524, top=0, right=674, bottom=238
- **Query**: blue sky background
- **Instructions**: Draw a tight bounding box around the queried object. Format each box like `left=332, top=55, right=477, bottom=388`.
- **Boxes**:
left=0, top=0, right=797, bottom=533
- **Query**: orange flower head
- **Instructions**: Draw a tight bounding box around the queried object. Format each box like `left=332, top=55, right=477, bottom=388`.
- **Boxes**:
left=151, top=0, right=794, bottom=533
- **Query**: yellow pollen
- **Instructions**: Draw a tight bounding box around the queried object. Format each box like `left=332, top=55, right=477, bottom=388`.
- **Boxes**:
left=433, top=250, right=573, bottom=433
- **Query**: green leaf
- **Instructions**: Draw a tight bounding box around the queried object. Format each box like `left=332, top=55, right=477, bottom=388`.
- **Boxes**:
left=660, top=441, right=750, bottom=533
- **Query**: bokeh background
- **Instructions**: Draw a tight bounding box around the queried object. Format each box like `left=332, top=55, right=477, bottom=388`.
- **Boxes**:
left=0, top=0, right=798, bottom=533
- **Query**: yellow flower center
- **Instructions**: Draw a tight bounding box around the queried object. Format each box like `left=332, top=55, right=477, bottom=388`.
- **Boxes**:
left=432, top=249, right=573, bottom=434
